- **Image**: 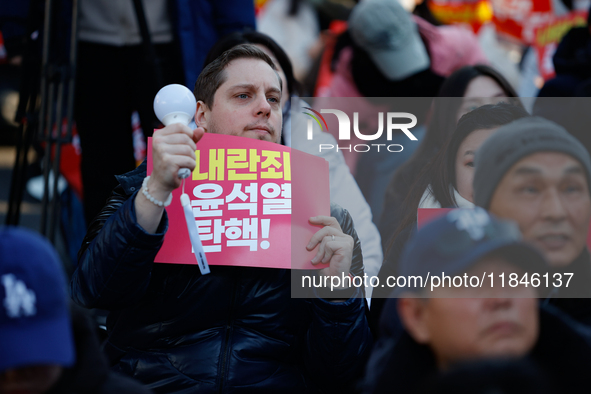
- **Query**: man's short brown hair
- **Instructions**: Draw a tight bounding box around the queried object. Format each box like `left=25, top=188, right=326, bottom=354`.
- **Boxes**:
left=193, top=44, right=281, bottom=109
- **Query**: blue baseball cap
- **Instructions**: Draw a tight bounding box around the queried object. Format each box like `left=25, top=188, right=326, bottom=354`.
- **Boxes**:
left=0, top=226, right=75, bottom=372
left=395, top=208, right=547, bottom=295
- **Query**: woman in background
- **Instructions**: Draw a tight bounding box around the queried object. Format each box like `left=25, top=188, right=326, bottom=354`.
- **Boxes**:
left=370, top=103, right=529, bottom=331
left=378, top=65, right=520, bottom=251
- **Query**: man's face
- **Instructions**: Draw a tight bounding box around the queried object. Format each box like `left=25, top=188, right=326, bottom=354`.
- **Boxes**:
left=254, top=44, right=290, bottom=110
left=489, top=152, right=591, bottom=267
left=197, top=57, right=283, bottom=143
left=399, top=257, right=539, bottom=370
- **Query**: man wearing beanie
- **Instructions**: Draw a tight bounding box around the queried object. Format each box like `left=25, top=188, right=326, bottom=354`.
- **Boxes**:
left=473, top=116, right=591, bottom=326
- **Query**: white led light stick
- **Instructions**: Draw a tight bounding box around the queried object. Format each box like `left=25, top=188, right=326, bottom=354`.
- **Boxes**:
left=154, top=84, right=210, bottom=275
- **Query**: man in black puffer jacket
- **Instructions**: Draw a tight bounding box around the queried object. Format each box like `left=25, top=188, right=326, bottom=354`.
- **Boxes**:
left=70, top=44, right=372, bottom=393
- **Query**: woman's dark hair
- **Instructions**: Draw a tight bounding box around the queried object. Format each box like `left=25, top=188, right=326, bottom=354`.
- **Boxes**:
left=422, top=65, right=520, bottom=152
left=429, top=103, right=530, bottom=206
left=380, top=65, right=521, bottom=243
left=386, top=103, right=530, bottom=256
left=289, top=0, right=301, bottom=16
left=202, top=30, right=300, bottom=96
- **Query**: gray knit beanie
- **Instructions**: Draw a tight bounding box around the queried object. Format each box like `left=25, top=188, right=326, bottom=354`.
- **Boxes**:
left=473, top=116, right=591, bottom=209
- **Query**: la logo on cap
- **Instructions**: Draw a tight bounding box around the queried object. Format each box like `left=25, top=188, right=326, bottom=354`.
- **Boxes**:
left=447, top=208, right=490, bottom=241
left=2, top=274, right=37, bottom=318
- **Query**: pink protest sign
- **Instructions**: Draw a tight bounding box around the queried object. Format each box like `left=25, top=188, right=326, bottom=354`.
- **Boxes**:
left=532, top=11, right=588, bottom=81
left=148, top=133, right=330, bottom=269
left=417, top=208, right=454, bottom=230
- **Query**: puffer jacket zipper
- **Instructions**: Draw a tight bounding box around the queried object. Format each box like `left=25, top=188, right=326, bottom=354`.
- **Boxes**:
left=219, top=276, right=238, bottom=393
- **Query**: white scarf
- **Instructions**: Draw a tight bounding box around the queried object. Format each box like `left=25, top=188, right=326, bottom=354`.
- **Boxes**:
left=418, top=185, right=474, bottom=209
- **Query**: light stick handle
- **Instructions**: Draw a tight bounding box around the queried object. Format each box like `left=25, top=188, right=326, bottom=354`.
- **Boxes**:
left=181, top=193, right=210, bottom=275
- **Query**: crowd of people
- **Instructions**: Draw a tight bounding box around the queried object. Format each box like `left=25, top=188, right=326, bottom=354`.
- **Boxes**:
left=3, top=0, right=591, bottom=393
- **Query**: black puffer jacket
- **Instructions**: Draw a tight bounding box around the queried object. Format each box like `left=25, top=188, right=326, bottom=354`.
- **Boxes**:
left=70, top=161, right=372, bottom=394
left=47, top=304, right=152, bottom=394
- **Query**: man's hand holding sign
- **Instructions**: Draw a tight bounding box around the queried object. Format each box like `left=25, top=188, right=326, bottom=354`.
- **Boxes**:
left=144, top=78, right=351, bottom=278
left=308, top=216, right=354, bottom=282
left=148, top=129, right=352, bottom=275
left=307, top=215, right=355, bottom=301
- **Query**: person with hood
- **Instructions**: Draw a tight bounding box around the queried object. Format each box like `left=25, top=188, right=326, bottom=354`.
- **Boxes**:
left=535, top=5, right=591, bottom=156
left=537, top=6, right=591, bottom=99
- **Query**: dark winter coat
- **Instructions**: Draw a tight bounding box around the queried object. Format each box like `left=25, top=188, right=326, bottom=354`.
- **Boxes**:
left=47, top=304, right=152, bottom=394
left=70, top=160, right=372, bottom=394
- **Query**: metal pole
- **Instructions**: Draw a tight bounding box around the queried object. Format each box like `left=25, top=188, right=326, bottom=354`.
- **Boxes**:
left=48, top=0, right=78, bottom=242
left=38, top=0, right=55, bottom=236
left=65, top=0, right=78, bottom=142
left=6, top=0, right=43, bottom=226
left=40, top=74, right=56, bottom=236
left=132, top=0, right=163, bottom=89
left=48, top=72, right=64, bottom=243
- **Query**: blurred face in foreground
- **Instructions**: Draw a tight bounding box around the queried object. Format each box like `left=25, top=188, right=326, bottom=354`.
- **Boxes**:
left=489, top=152, right=591, bottom=267
left=399, top=256, right=539, bottom=370
left=0, top=365, right=62, bottom=394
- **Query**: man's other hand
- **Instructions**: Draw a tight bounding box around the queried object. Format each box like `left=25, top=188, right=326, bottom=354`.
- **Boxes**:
left=306, top=216, right=354, bottom=283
